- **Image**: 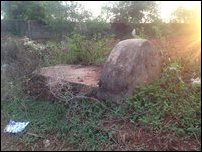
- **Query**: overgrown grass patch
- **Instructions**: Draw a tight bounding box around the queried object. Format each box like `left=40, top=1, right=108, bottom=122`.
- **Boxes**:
left=1, top=98, right=66, bottom=139
left=1, top=33, right=201, bottom=150
left=1, top=60, right=201, bottom=150
left=1, top=96, right=116, bottom=150
left=127, top=61, right=201, bottom=137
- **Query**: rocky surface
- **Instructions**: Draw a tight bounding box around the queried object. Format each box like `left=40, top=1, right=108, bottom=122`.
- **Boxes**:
left=24, top=64, right=102, bottom=101
left=97, top=39, right=162, bottom=104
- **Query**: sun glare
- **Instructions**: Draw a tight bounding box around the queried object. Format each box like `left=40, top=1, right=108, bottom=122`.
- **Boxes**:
left=158, top=1, right=201, bottom=22
left=159, top=1, right=201, bottom=39
left=157, top=1, right=201, bottom=61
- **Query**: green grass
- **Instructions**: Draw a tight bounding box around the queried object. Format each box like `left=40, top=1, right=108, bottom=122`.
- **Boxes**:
left=1, top=98, right=66, bottom=144
left=1, top=97, right=115, bottom=150
left=126, top=62, right=201, bottom=137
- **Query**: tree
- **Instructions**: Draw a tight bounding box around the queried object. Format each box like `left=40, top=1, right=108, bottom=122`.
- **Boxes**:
left=171, top=6, right=199, bottom=24
left=79, top=17, right=111, bottom=37
left=1, top=1, right=92, bottom=24
left=64, top=1, right=91, bottom=22
left=1, top=1, right=46, bottom=22
left=102, top=1, right=158, bottom=25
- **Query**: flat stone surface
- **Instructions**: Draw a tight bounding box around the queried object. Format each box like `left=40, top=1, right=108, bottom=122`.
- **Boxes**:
left=38, top=64, right=101, bottom=87
left=24, top=64, right=102, bottom=101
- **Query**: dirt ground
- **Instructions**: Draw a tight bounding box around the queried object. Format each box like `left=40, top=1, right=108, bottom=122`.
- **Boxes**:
left=1, top=118, right=200, bottom=151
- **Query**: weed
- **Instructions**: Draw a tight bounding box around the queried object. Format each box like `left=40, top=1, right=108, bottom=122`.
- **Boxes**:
left=127, top=61, right=201, bottom=137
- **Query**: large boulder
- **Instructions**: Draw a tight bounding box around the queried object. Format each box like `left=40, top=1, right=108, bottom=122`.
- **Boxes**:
left=97, top=39, right=162, bottom=104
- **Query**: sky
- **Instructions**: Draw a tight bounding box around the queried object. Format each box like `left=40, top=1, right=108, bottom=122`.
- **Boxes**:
left=1, top=1, right=201, bottom=21
left=79, top=1, right=106, bottom=17
left=79, top=1, right=201, bottom=22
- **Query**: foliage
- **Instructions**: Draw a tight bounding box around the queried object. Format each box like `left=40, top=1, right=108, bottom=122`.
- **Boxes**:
left=1, top=34, right=115, bottom=80
left=150, top=19, right=169, bottom=38
left=171, top=6, right=200, bottom=24
left=75, top=18, right=112, bottom=38
left=1, top=1, right=46, bottom=22
left=1, top=1, right=92, bottom=25
left=102, top=1, right=158, bottom=25
left=64, top=33, right=111, bottom=64
left=129, top=22, right=166, bottom=39
left=127, top=61, right=201, bottom=136
left=42, top=33, right=115, bottom=65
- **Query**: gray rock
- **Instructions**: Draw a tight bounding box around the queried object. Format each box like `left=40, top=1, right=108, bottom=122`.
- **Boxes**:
left=97, top=39, right=162, bottom=104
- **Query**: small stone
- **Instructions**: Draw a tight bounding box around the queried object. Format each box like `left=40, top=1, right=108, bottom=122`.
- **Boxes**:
left=43, top=139, right=50, bottom=148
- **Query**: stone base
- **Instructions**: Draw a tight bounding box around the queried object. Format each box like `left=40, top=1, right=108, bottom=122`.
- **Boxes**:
left=23, top=64, right=101, bottom=101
